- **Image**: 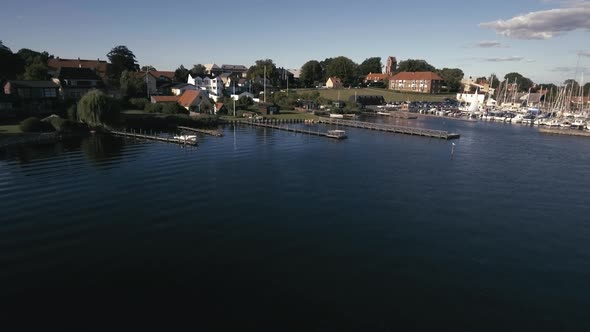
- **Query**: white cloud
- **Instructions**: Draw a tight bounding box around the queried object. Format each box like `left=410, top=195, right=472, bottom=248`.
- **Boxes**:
left=578, top=50, right=590, bottom=57
left=480, top=6, right=590, bottom=39
left=484, top=56, right=524, bottom=62
left=474, top=40, right=506, bottom=48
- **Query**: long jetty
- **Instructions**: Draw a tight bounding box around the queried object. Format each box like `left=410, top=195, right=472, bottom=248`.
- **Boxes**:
left=110, top=129, right=198, bottom=146
left=241, top=121, right=346, bottom=139
left=318, top=117, right=460, bottom=140
left=178, top=126, right=223, bottom=137
left=539, top=127, right=590, bottom=138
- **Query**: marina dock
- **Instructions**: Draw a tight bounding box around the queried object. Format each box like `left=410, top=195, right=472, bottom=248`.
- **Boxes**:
left=318, top=118, right=460, bottom=140
left=539, top=127, right=590, bottom=138
left=241, top=121, right=347, bottom=139
left=178, top=126, right=223, bottom=137
left=110, top=129, right=198, bottom=145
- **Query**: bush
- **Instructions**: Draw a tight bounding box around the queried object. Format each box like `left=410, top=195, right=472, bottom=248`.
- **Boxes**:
left=144, top=103, right=163, bottom=113
left=162, top=103, right=188, bottom=115
left=129, top=98, right=149, bottom=110
left=20, top=117, right=53, bottom=132
left=77, top=90, right=121, bottom=127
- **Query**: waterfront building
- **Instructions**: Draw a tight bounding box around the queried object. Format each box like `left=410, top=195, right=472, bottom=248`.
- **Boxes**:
left=51, top=67, right=103, bottom=100
left=385, top=56, right=397, bottom=75
left=388, top=71, right=443, bottom=93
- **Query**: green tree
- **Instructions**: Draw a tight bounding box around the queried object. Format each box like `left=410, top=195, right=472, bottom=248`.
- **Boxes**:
left=17, top=48, right=50, bottom=66
left=0, top=41, right=25, bottom=80
left=320, top=58, right=334, bottom=80
left=77, top=90, right=120, bottom=127
left=190, top=64, right=207, bottom=77
left=120, top=70, right=146, bottom=98
left=23, top=57, right=48, bottom=80
left=358, top=57, right=382, bottom=76
left=140, top=65, right=156, bottom=72
left=106, top=45, right=139, bottom=85
left=325, top=56, right=358, bottom=86
left=504, top=72, right=533, bottom=92
left=174, top=65, right=190, bottom=83
left=438, top=68, right=464, bottom=92
left=584, top=82, right=590, bottom=95
left=396, top=59, right=436, bottom=72
left=300, top=60, right=323, bottom=88
left=247, top=59, right=278, bottom=87
left=563, top=79, right=579, bottom=90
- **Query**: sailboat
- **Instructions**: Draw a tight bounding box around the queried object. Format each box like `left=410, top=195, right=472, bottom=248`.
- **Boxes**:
left=467, top=89, right=481, bottom=118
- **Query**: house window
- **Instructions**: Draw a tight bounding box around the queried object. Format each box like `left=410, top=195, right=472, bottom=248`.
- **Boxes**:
left=43, top=88, right=57, bottom=97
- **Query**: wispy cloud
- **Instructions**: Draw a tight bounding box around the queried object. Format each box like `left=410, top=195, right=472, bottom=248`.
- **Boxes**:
left=473, top=40, right=507, bottom=48
left=549, top=66, right=590, bottom=72
left=480, top=5, right=590, bottom=39
left=526, top=59, right=537, bottom=63
left=578, top=50, right=590, bottom=57
left=483, top=56, right=524, bottom=62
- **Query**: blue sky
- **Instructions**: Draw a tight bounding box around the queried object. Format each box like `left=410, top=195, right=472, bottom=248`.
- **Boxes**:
left=1, top=0, right=589, bottom=84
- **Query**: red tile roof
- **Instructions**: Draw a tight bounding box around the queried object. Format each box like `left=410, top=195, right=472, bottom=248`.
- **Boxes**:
left=48, top=58, right=108, bottom=76
left=390, top=71, right=443, bottom=81
left=178, top=90, right=206, bottom=108
left=151, top=96, right=180, bottom=103
left=366, top=73, right=391, bottom=81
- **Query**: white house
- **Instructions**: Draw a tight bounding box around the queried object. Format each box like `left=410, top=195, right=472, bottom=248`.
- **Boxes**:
left=231, top=92, right=255, bottom=101
left=171, top=83, right=198, bottom=96
left=187, top=74, right=223, bottom=100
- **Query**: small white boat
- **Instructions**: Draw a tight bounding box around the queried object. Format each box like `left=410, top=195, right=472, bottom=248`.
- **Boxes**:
left=326, top=129, right=347, bottom=139
left=174, top=135, right=197, bottom=141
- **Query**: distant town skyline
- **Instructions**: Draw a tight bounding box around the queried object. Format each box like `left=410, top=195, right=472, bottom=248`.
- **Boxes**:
left=1, top=0, right=589, bottom=84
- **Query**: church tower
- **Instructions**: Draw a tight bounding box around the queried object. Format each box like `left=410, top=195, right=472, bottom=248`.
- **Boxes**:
left=385, top=56, right=397, bottom=75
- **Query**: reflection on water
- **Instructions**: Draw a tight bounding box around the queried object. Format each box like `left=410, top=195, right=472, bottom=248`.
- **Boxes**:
left=1, top=120, right=590, bottom=330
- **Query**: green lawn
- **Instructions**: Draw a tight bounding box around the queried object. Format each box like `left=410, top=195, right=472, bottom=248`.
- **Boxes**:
left=0, top=125, right=22, bottom=135
left=293, top=88, right=454, bottom=102
left=122, top=109, right=152, bottom=115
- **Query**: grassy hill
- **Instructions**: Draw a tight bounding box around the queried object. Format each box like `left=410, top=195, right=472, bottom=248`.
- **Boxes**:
left=293, top=88, right=454, bottom=102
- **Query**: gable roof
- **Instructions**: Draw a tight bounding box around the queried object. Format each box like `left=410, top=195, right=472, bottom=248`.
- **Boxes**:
left=390, top=71, right=443, bottom=81
left=204, top=64, right=220, bottom=71
left=48, top=58, right=109, bottom=77
left=328, top=77, right=342, bottom=84
left=151, top=95, right=180, bottom=103
left=149, top=71, right=175, bottom=80
left=366, top=73, right=391, bottom=81
left=221, top=64, right=248, bottom=71
left=56, top=67, right=102, bottom=80
left=215, top=102, right=225, bottom=110
left=7, top=80, right=60, bottom=88
left=178, top=90, right=207, bottom=108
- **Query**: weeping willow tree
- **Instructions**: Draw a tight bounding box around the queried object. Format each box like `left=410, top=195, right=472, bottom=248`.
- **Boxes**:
left=77, top=90, right=120, bottom=127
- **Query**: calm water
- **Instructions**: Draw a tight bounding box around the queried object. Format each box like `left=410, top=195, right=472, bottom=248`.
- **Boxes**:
left=1, top=117, right=590, bottom=330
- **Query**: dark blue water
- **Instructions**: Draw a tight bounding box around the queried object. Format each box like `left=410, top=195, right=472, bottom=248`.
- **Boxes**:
left=1, top=117, right=590, bottom=330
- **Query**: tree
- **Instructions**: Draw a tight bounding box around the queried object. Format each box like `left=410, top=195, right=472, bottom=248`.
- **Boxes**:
left=300, top=60, right=323, bottom=88
left=584, top=82, right=590, bottom=95
left=140, top=65, right=156, bottom=72
left=563, top=79, right=579, bottom=90
left=325, top=56, right=358, bottom=86
left=438, top=68, right=464, bottom=92
left=358, top=57, right=382, bottom=76
left=120, top=70, right=146, bottom=98
left=504, top=72, right=533, bottom=92
left=396, top=59, right=436, bottom=73
left=106, top=45, right=139, bottom=85
left=190, top=64, right=206, bottom=77
left=77, top=90, right=120, bottom=127
left=0, top=42, right=25, bottom=80
left=23, top=58, right=48, bottom=80
left=17, top=48, right=50, bottom=66
left=247, top=59, right=278, bottom=83
left=174, top=65, right=190, bottom=83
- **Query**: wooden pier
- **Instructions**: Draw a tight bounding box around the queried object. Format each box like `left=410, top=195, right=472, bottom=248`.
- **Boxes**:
left=318, top=117, right=460, bottom=140
left=110, top=129, right=198, bottom=145
left=539, top=127, right=590, bottom=138
left=242, top=121, right=347, bottom=139
left=177, top=126, right=223, bottom=137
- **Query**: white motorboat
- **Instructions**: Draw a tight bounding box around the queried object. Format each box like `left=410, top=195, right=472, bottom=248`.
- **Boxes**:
left=174, top=135, right=197, bottom=141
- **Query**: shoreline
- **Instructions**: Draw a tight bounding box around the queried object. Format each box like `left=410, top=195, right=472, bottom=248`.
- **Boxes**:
left=538, top=127, right=590, bottom=137
left=0, top=132, right=58, bottom=149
